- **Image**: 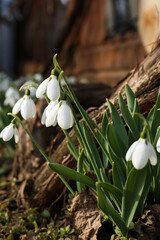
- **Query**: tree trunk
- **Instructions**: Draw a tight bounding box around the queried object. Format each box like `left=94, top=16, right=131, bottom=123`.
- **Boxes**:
left=14, top=45, right=160, bottom=210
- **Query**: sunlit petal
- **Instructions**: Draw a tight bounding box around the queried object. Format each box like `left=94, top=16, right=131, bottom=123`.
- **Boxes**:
left=12, top=97, right=24, bottom=115
left=125, top=140, right=139, bottom=161
left=148, top=142, right=157, bottom=166
left=46, top=76, right=60, bottom=101
left=132, top=139, right=148, bottom=170
left=36, top=77, right=50, bottom=98
left=57, top=101, right=74, bottom=129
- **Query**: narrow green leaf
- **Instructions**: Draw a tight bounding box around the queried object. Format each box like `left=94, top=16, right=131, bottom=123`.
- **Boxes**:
left=153, top=126, right=160, bottom=147
left=132, top=99, right=142, bottom=132
left=147, top=106, right=155, bottom=128
left=112, top=162, right=124, bottom=191
left=81, top=121, right=103, bottom=169
left=67, top=141, right=79, bottom=160
left=122, top=166, right=147, bottom=227
left=107, top=122, right=126, bottom=159
left=125, top=83, right=136, bottom=114
left=97, top=183, right=127, bottom=237
left=101, top=111, right=109, bottom=167
left=136, top=165, right=151, bottom=216
left=118, top=92, right=140, bottom=140
left=48, top=163, right=96, bottom=190
left=107, top=99, right=128, bottom=148
left=150, top=88, right=160, bottom=138
left=77, top=149, right=85, bottom=193
left=98, top=182, right=123, bottom=212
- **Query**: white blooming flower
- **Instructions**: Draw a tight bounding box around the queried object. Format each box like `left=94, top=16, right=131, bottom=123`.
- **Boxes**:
left=126, top=138, right=157, bottom=170
left=0, top=123, right=19, bottom=143
left=45, top=102, right=59, bottom=127
left=57, top=101, right=74, bottom=129
left=36, top=75, right=60, bottom=101
left=12, top=95, right=36, bottom=120
left=41, top=101, right=58, bottom=125
left=44, top=100, right=74, bottom=129
left=4, top=87, right=20, bottom=107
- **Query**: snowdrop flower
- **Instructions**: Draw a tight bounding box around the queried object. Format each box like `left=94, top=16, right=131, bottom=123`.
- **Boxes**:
left=4, top=87, right=20, bottom=107
left=36, top=75, right=60, bottom=101
left=12, top=94, right=36, bottom=120
left=57, top=101, right=74, bottom=129
left=0, top=123, right=19, bottom=143
left=41, top=101, right=58, bottom=125
left=125, top=138, right=157, bottom=170
left=45, top=100, right=74, bottom=130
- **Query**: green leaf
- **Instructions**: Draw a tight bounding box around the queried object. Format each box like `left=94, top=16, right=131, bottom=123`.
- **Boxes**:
left=122, top=166, right=147, bottom=227
left=107, top=99, right=128, bottom=149
left=136, top=165, right=151, bottom=216
left=112, top=162, right=124, bottom=191
left=98, top=182, right=123, bottom=212
left=153, top=126, right=160, bottom=147
left=125, top=84, right=136, bottom=114
left=118, top=92, right=140, bottom=140
left=48, top=163, right=96, bottom=190
left=101, top=111, right=109, bottom=168
left=150, top=89, right=160, bottom=138
left=77, top=149, right=85, bottom=193
left=132, top=99, right=142, bottom=131
left=81, top=121, right=103, bottom=173
left=97, top=183, right=128, bottom=237
left=107, top=122, right=126, bottom=159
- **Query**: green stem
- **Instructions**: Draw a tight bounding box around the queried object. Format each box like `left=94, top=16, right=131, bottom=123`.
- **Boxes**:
left=58, top=174, right=75, bottom=196
left=8, top=113, right=51, bottom=163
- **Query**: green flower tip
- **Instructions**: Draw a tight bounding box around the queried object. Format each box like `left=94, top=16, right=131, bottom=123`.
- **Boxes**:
left=25, top=88, right=30, bottom=96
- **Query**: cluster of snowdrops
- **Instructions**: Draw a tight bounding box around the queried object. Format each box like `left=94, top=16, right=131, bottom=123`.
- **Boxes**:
left=1, top=55, right=160, bottom=238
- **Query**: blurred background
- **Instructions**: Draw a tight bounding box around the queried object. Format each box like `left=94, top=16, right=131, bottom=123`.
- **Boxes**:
left=0, top=0, right=160, bottom=87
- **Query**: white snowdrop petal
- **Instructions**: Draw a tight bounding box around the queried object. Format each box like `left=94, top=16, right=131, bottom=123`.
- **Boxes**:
left=148, top=142, right=157, bottom=166
left=14, top=127, right=19, bottom=143
left=12, top=97, right=24, bottom=114
left=57, top=102, right=74, bottom=129
left=125, top=140, right=139, bottom=161
left=36, top=77, right=50, bottom=98
left=21, top=96, right=36, bottom=120
left=132, top=139, right=148, bottom=170
left=46, top=101, right=58, bottom=117
left=30, top=99, right=36, bottom=118
left=2, top=124, right=14, bottom=141
left=45, top=104, right=59, bottom=127
left=41, top=107, right=47, bottom=125
left=46, top=77, right=60, bottom=101
left=156, top=137, right=160, bottom=153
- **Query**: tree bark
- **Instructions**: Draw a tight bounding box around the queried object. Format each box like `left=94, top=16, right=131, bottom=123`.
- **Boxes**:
left=15, top=45, right=160, bottom=210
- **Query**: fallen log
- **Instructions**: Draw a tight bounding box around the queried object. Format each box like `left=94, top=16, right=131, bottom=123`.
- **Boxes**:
left=14, top=45, right=160, bottom=210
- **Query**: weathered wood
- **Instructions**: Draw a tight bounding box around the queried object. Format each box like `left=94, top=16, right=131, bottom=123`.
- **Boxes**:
left=15, top=45, right=160, bottom=210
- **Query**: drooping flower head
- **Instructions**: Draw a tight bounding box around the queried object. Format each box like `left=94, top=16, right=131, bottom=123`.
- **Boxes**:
left=43, top=100, right=74, bottom=130
left=12, top=93, right=36, bottom=120
left=36, top=75, right=60, bottom=101
left=0, top=123, right=19, bottom=143
left=57, top=101, right=74, bottom=129
left=125, top=138, right=157, bottom=170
